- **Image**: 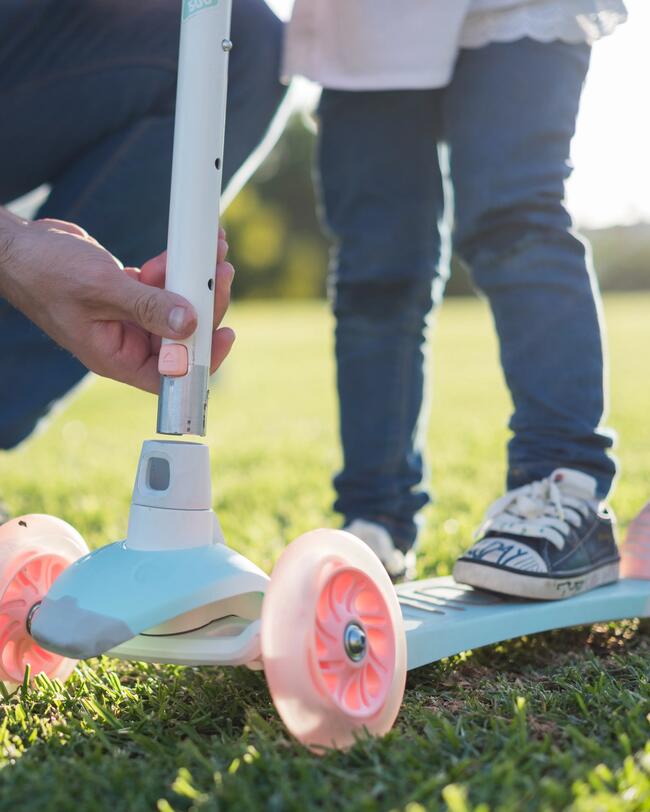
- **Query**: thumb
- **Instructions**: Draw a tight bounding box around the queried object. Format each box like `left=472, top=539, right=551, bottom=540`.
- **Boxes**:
left=109, top=272, right=197, bottom=339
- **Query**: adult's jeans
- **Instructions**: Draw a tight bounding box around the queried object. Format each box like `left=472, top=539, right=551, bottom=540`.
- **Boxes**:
left=0, top=0, right=288, bottom=448
left=317, top=38, right=616, bottom=552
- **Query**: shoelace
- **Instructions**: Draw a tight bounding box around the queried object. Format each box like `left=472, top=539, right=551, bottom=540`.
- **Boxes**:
left=476, top=477, right=592, bottom=551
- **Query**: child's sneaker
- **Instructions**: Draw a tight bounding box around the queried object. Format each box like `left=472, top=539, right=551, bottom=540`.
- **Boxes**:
left=453, top=469, right=619, bottom=600
left=344, top=519, right=417, bottom=582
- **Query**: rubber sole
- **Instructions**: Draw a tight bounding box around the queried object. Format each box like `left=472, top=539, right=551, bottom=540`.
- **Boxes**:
left=452, top=559, right=621, bottom=601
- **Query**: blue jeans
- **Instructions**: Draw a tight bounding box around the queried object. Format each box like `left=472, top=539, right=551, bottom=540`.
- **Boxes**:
left=317, top=39, right=616, bottom=552
left=0, top=0, right=287, bottom=449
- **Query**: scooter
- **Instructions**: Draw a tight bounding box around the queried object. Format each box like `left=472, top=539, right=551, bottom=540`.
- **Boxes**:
left=0, top=0, right=648, bottom=754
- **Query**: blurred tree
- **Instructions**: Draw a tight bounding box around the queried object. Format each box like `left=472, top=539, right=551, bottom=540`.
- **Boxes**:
left=224, top=114, right=329, bottom=299
left=586, top=224, right=650, bottom=291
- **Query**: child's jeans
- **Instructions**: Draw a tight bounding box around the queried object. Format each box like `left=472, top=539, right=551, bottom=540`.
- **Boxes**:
left=0, top=0, right=287, bottom=449
left=317, top=38, right=616, bottom=552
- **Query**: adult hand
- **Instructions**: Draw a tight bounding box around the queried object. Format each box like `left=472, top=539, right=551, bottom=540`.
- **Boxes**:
left=0, top=211, right=235, bottom=393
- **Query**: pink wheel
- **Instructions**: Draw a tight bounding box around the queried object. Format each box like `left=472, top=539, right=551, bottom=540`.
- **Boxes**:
left=261, top=529, right=407, bottom=751
left=0, top=514, right=87, bottom=557
left=0, top=515, right=89, bottom=689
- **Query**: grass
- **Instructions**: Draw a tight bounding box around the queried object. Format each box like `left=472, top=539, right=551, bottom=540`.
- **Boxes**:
left=0, top=294, right=649, bottom=811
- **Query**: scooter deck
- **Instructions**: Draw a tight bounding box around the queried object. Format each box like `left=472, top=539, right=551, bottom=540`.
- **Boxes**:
left=397, top=576, right=650, bottom=671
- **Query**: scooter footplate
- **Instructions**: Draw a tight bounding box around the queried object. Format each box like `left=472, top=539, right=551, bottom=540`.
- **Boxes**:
left=397, top=576, right=650, bottom=671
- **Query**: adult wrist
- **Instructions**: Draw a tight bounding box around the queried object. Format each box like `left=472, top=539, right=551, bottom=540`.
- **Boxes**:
left=0, top=209, right=25, bottom=299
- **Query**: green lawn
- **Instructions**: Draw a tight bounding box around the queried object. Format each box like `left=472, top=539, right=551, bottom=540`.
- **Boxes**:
left=0, top=295, right=648, bottom=811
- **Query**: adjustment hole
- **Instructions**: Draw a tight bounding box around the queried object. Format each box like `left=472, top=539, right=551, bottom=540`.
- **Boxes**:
left=208, top=279, right=214, bottom=290
left=147, top=457, right=170, bottom=491
left=215, top=158, right=221, bottom=170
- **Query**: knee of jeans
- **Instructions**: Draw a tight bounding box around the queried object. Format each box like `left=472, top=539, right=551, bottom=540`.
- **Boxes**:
left=0, top=416, right=40, bottom=451
left=333, top=275, right=436, bottom=332
left=456, top=204, right=589, bottom=295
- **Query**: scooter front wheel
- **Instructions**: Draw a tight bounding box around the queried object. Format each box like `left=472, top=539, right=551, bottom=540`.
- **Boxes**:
left=261, top=529, right=406, bottom=751
left=0, top=515, right=89, bottom=688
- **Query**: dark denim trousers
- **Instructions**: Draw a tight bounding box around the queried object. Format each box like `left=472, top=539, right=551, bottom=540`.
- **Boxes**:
left=0, top=0, right=287, bottom=448
left=317, top=39, right=616, bottom=551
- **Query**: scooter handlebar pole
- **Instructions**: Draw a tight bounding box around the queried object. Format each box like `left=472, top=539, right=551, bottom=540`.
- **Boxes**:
left=157, top=0, right=232, bottom=436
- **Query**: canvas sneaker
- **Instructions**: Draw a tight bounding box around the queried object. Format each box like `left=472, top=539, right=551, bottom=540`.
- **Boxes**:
left=344, top=519, right=417, bottom=582
left=453, top=469, right=620, bottom=600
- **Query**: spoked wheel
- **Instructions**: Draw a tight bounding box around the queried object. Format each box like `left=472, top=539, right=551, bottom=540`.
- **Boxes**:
left=261, top=529, right=407, bottom=751
left=0, top=515, right=89, bottom=689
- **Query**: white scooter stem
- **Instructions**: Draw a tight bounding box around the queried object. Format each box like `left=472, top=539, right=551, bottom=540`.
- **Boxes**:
left=157, top=0, right=233, bottom=437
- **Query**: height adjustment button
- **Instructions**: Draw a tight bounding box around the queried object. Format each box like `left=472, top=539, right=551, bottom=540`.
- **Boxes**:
left=158, top=344, right=189, bottom=377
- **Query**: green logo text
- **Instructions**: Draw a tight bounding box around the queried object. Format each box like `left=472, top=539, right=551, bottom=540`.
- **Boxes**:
left=183, top=0, right=220, bottom=20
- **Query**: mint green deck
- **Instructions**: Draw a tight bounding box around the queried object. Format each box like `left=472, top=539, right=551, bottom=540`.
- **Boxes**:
left=397, top=577, right=650, bottom=671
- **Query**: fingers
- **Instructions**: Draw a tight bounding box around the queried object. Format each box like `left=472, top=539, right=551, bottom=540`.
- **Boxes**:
left=130, top=356, right=162, bottom=395
left=101, top=323, right=234, bottom=394
left=107, top=272, right=198, bottom=340
left=121, top=326, right=235, bottom=393
left=106, top=226, right=230, bottom=372
left=138, top=248, right=233, bottom=332
left=213, top=261, right=235, bottom=328
left=140, top=252, right=167, bottom=288
left=147, top=323, right=235, bottom=379
left=210, top=327, right=236, bottom=374
left=139, top=232, right=229, bottom=289
left=132, top=325, right=234, bottom=391
left=85, top=320, right=161, bottom=394
left=217, top=234, right=228, bottom=264
left=123, top=266, right=141, bottom=282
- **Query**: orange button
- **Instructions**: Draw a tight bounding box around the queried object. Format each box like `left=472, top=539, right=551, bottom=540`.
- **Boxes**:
left=158, top=344, right=189, bottom=377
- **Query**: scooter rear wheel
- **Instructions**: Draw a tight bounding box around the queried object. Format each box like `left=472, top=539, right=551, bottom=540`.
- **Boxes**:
left=0, top=515, right=89, bottom=688
left=261, top=529, right=406, bottom=751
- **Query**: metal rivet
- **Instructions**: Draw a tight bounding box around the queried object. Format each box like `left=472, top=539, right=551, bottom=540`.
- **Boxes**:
left=343, top=622, right=367, bottom=662
left=222, top=38, right=233, bottom=52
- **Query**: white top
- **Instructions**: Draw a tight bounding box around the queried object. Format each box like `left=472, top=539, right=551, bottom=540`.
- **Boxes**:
left=284, top=0, right=628, bottom=90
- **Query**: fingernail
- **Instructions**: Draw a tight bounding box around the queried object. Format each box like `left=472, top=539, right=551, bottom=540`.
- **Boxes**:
left=168, top=306, right=188, bottom=333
